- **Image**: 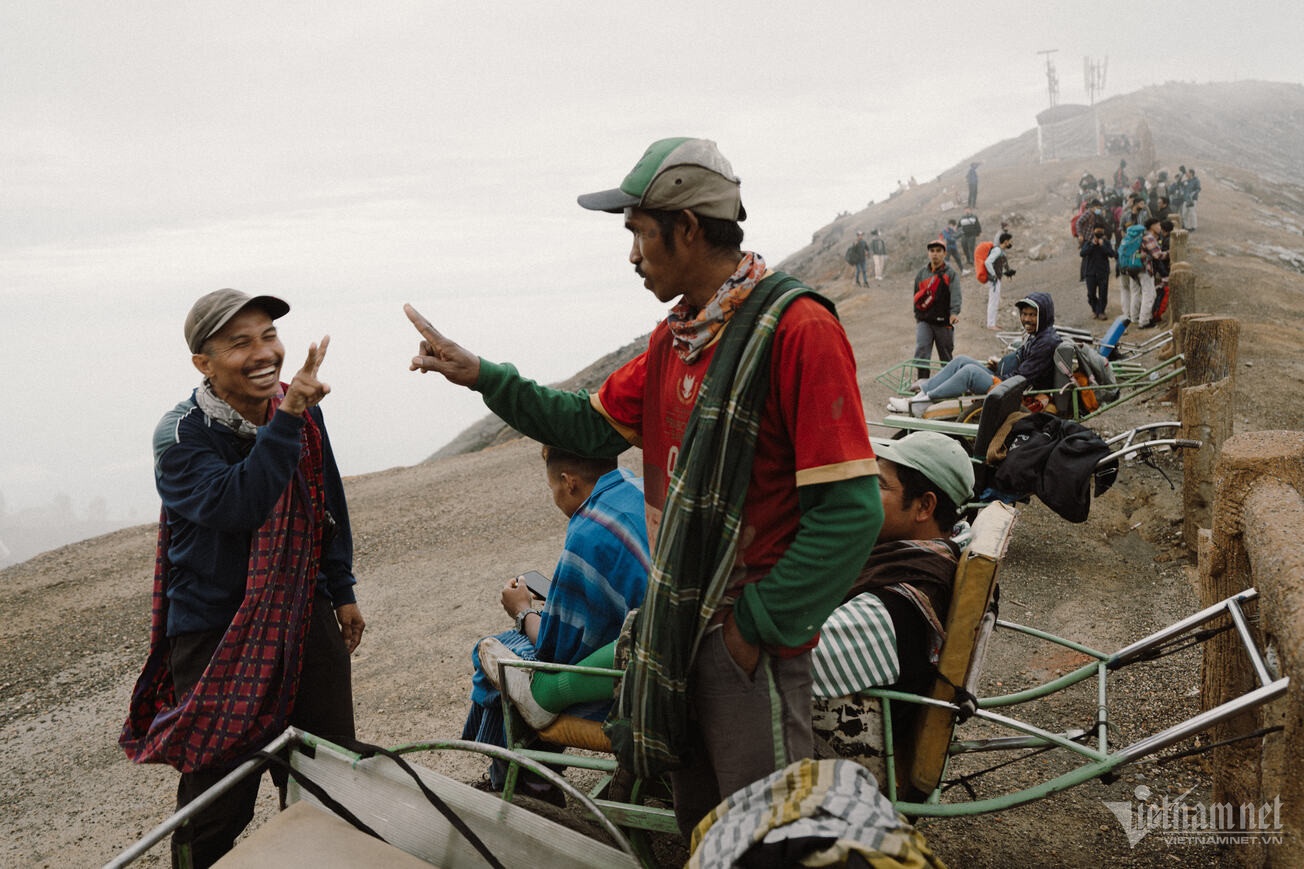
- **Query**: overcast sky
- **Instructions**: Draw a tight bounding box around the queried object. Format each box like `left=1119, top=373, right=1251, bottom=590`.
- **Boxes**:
left=2, top=1, right=1302, bottom=546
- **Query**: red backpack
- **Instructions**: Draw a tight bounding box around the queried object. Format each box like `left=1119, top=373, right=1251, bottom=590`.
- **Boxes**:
left=974, top=241, right=995, bottom=283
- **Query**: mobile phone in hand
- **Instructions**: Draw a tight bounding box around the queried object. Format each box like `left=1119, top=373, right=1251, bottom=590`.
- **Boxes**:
left=519, top=570, right=551, bottom=600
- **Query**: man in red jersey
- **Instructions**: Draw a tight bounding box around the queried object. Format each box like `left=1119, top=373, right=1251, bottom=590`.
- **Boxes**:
left=404, top=137, right=882, bottom=839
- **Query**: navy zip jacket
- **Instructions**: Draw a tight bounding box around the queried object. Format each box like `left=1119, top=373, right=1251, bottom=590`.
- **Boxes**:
left=153, top=392, right=356, bottom=636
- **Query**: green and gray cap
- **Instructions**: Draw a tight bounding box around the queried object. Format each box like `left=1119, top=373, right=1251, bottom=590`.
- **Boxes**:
left=577, top=137, right=746, bottom=221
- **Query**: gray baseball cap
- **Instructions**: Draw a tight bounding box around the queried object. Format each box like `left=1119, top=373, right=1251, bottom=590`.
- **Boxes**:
left=184, top=288, right=290, bottom=353
left=577, top=137, right=747, bottom=221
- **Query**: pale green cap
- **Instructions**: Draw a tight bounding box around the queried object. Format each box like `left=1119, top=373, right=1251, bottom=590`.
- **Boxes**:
left=871, top=432, right=975, bottom=507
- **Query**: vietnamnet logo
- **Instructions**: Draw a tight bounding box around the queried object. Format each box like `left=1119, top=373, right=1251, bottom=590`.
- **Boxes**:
left=1104, top=785, right=1286, bottom=847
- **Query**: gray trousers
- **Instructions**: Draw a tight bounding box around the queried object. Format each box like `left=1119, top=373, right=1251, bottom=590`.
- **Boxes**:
left=669, top=624, right=813, bottom=841
left=914, top=320, right=955, bottom=380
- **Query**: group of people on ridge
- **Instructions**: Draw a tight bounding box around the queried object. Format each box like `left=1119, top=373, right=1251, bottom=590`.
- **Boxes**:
left=1072, top=161, right=1186, bottom=326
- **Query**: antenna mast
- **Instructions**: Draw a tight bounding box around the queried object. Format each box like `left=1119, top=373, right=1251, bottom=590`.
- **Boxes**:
left=1037, top=49, right=1059, bottom=108
left=1083, top=56, right=1108, bottom=156
left=1084, top=56, right=1108, bottom=105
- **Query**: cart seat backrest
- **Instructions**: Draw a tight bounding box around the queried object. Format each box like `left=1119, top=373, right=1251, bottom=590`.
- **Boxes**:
left=973, top=375, right=1028, bottom=460
left=908, top=501, right=1018, bottom=795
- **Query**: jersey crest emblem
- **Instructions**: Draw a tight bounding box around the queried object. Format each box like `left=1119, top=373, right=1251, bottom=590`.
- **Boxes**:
left=679, top=372, right=697, bottom=402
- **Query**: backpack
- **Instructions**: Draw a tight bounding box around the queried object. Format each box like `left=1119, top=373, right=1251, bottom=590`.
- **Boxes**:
left=845, top=244, right=858, bottom=265
left=974, top=241, right=995, bottom=283
left=1117, top=224, right=1145, bottom=273
left=1152, top=281, right=1170, bottom=320
left=1053, top=340, right=1119, bottom=413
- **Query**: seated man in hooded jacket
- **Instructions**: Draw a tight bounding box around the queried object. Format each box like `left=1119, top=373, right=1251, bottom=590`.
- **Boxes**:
left=887, top=292, right=1060, bottom=414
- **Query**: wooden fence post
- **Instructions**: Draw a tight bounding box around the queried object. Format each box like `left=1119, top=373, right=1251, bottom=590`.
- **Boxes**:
left=1170, top=226, right=1189, bottom=264
left=1202, top=431, right=1304, bottom=866
left=1182, top=315, right=1239, bottom=385
left=1179, top=315, right=1239, bottom=549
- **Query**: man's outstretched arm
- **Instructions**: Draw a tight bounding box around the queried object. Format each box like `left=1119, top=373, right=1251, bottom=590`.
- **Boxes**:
left=405, top=303, right=628, bottom=456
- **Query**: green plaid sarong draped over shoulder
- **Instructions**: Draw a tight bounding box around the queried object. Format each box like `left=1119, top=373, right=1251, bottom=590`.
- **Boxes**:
left=604, top=272, right=833, bottom=778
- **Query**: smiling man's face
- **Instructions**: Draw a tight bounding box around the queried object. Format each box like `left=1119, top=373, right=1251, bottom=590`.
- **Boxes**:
left=192, top=306, right=285, bottom=422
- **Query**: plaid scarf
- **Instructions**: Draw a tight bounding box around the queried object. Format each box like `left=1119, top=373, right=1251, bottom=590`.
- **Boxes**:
left=119, top=394, right=326, bottom=773
left=665, top=251, right=767, bottom=362
left=604, top=271, right=819, bottom=778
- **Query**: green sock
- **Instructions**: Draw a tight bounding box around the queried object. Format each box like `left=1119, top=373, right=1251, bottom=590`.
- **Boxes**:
left=531, top=641, right=618, bottom=712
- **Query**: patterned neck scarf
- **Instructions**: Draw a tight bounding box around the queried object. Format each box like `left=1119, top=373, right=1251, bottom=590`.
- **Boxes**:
left=665, top=251, right=767, bottom=363
left=196, top=378, right=282, bottom=437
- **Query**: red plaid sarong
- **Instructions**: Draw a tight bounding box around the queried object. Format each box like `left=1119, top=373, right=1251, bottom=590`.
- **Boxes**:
left=119, top=401, right=327, bottom=773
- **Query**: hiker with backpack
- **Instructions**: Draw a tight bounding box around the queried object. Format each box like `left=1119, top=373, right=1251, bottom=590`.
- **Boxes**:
left=1118, top=217, right=1166, bottom=329
left=1116, top=219, right=1146, bottom=324
left=976, top=232, right=1015, bottom=330
left=912, top=239, right=962, bottom=380
left=1080, top=226, right=1116, bottom=321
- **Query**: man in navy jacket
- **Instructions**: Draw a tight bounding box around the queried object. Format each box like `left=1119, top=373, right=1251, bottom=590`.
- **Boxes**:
left=124, top=288, right=364, bottom=868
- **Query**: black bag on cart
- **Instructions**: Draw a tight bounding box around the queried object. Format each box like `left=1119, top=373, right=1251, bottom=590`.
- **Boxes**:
left=994, top=413, right=1118, bottom=523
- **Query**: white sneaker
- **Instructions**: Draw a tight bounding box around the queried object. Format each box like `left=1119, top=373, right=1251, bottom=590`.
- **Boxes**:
left=503, top=664, right=560, bottom=730
left=886, top=395, right=912, bottom=413
left=478, top=636, right=521, bottom=691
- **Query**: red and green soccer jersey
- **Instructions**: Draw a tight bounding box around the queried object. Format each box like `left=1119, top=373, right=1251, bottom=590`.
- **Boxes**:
left=593, top=296, right=878, bottom=599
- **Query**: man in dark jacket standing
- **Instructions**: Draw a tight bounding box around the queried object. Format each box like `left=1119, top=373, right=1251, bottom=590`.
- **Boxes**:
left=121, top=289, right=365, bottom=868
left=850, top=230, right=871, bottom=286
left=957, top=207, right=982, bottom=271
left=1181, top=167, right=1201, bottom=230
left=912, top=239, right=961, bottom=380
left=1080, top=226, right=1116, bottom=320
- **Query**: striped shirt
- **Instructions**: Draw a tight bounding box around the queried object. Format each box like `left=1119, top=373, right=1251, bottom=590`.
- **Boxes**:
left=810, top=593, right=899, bottom=697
